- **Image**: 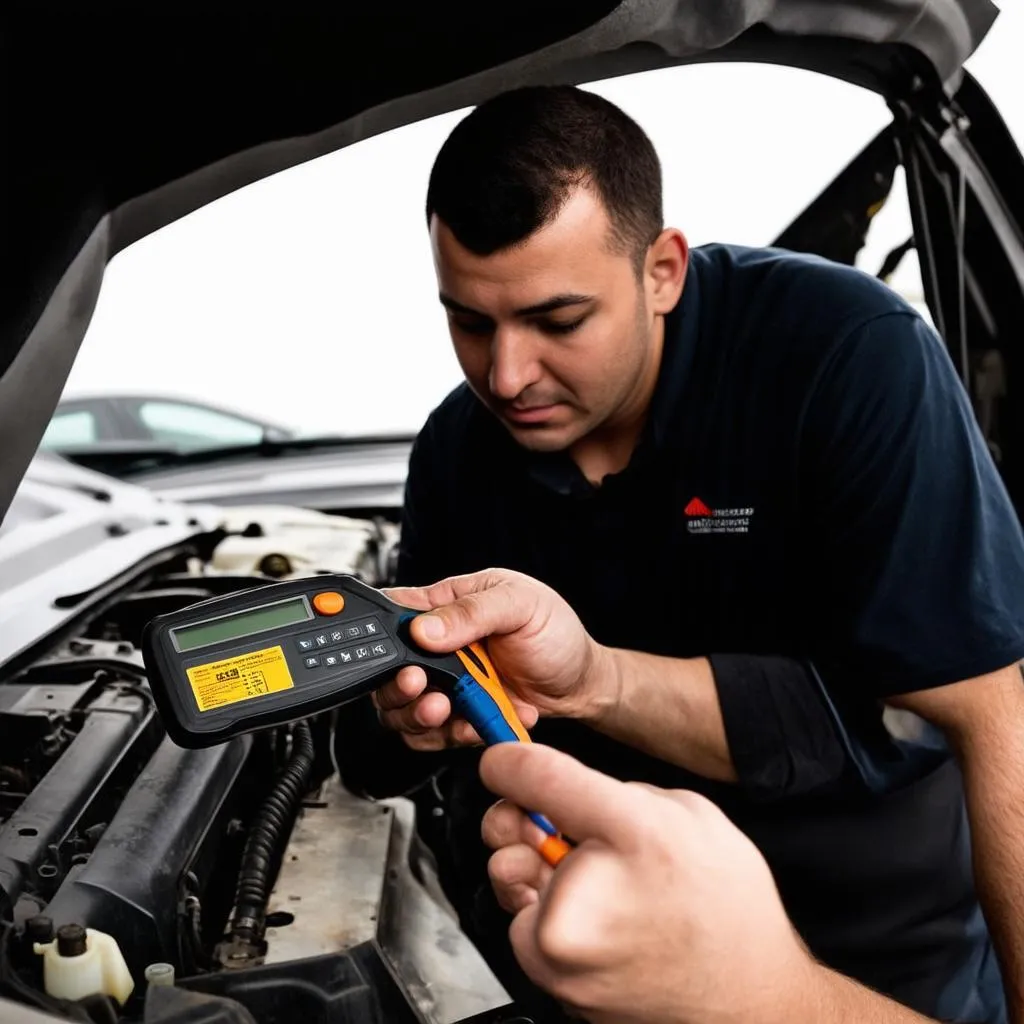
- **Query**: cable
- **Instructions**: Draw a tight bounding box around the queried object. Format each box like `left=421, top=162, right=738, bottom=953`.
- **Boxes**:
left=229, top=721, right=314, bottom=943
left=953, top=163, right=969, bottom=391
left=109, top=681, right=156, bottom=713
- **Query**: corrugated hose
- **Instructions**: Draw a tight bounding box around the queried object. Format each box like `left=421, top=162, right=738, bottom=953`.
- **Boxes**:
left=229, top=721, right=314, bottom=943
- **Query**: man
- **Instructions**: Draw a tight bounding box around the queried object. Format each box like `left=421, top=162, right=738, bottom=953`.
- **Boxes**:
left=345, top=84, right=1024, bottom=1022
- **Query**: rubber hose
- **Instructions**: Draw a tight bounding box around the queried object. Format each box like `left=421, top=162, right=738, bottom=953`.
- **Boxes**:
left=230, top=721, right=314, bottom=940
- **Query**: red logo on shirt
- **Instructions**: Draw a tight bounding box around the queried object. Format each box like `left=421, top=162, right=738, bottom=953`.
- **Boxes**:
left=685, top=497, right=755, bottom=534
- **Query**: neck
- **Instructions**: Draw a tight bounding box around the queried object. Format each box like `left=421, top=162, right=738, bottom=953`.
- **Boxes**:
left=570, top=316, right=665, bottom=485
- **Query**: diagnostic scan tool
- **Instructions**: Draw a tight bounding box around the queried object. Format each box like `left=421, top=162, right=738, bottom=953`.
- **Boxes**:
left=142, top=574, right=522, bottom=748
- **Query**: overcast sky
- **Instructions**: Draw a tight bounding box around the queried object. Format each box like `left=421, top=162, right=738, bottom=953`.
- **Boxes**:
left=63, top=5, right=1023, bottom=438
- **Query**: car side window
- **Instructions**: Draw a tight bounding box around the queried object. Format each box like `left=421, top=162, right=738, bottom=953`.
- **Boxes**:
left=39, top=409, right=98, bottom=449
left=137, top=401, right=265, bottom=451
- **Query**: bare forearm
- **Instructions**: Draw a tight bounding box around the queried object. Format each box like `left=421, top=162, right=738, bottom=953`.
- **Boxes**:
left=885, top=667, right=1024, bottom=1024
left=576, top=645, right=851, bottom=797
left=581, top=646, right=738, bottom=781
left=959, top=744, right=1024, bottom=1024
left=789, top=966, right=938, bottom=1024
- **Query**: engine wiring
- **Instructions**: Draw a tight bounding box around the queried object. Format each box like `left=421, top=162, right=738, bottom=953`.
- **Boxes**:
left=178, top=871, right=220, bottom=975
left=223, top=722, right=315, bottom=959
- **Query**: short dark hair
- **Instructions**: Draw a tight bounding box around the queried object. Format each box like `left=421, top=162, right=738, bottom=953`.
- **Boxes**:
left=426, top=85, right=663, bottom=269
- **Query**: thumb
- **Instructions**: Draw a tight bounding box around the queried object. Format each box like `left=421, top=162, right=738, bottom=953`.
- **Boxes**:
left=407, top=577, right=538, bottom=652
left=479, top=743, right=645, bottom=849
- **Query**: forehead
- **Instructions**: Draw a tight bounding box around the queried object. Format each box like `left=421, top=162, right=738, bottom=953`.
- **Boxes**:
left=430, top=188, right=630, bottom=310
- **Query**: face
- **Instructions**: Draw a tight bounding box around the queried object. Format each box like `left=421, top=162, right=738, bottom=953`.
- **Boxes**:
left=430, top=187, right=687, bottom=453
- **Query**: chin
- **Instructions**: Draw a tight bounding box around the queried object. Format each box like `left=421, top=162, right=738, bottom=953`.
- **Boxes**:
left=502, top=420, right=582, bottom=453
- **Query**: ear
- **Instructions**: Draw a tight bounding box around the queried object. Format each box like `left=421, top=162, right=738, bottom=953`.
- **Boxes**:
left=644, top=228, right=688, bottom=316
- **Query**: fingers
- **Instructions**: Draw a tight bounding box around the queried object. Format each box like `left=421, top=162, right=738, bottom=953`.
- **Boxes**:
left=378, top=696, right=483, bottom=750
left=373, top=666, right=482, bottom=749
left=482, top=800, right=554, bottom=914
left=378, top=690, right=451, bottom=732
left=399, top=720, right=482, bottom=752
left=479, top=743, right=646, bottom=848
left=379, top=585, right=438, bottom=612
left=385, top=570, right=540, bottom=653
left=372, top=665, right=428, bottom=711
left=488, top=844, right=552, bottom=914
left=382, top=568, right=516, bottom=614
left=482, top=799, right=547, bottom=850
left=373, top=666, right=449, bottom=731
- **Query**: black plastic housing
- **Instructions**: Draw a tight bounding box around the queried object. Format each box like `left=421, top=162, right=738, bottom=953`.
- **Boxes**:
left=42, top=734, right=252, bottom=983
left=142, top=574, right=464, bottom=748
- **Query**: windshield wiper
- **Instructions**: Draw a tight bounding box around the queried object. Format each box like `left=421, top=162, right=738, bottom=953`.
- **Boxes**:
left=66, top=482, right=113, bottom=501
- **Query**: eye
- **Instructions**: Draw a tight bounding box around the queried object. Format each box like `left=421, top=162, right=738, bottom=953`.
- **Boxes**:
left=450, top=317, right=494, bottom=337
left=541, top=316, right=587, bottom=336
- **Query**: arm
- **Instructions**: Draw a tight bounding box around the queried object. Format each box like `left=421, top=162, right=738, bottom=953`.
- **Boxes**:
left=796, top=968, right=937, bottom=1023
left=888, top=666, right=1024, bottom=1024
left=579, top=647, right=851, bottom=792
left=377, top=570, right=851, bottom=798
left=798, top=311, right=1024, bottom=1022
left=478, top=742, right=938, bottom=1024
left=580, top=647, right=737, bottom=781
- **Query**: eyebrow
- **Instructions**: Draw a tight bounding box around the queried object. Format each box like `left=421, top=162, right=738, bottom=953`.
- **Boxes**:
left=439, top=292, right=595, bottom=318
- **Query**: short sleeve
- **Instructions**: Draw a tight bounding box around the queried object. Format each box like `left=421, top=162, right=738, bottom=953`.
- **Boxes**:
left=803, top=311, right=1024, bottom=696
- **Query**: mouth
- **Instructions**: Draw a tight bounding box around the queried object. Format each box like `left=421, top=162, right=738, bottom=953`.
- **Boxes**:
left=503, top=403, right=562, bottom=425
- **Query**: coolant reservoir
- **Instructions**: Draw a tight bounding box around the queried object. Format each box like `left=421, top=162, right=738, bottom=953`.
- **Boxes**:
left=33, top=923, right=135, bottom=1005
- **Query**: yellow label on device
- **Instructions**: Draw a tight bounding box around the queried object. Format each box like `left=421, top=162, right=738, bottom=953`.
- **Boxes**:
left=186, top=646, right=294, bottom=712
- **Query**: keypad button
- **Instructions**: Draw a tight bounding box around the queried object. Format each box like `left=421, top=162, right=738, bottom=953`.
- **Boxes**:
left=339, top=650, right=353, bottom=663
left=304, top=655, right=320, bottom=669
left=314, top=633, right=329, bottom=648
left=355, top=647, right=369, bottom=660
left=324, top=654, right=339, bottom=667
left=312, top=591, right=345, bottom=616
left=365, top=622, right=379, bottom=635
left=297, top=638, right=315, bottom=652
left=370, top=642, right=388, bottom=657
left=346, top=626, right=362, bottom=639
left=329, top=630, right=345, bottom=644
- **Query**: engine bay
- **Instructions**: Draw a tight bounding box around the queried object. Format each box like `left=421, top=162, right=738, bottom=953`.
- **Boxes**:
left=0, top=509, right=513, bottom=1024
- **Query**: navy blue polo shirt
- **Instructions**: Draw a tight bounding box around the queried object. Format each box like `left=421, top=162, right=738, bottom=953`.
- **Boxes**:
left=394, top=243, right=1024, bottom=1023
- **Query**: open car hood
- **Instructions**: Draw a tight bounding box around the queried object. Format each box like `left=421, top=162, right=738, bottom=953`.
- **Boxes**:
left=0, top=0, right=1002, bottom=522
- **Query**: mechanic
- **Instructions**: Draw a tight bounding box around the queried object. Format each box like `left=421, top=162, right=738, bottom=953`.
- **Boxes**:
left=340, top=84, right=1024, bottom=1024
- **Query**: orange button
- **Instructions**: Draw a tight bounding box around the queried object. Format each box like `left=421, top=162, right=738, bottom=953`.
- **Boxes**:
left=312, top=591, right=345, bottom=615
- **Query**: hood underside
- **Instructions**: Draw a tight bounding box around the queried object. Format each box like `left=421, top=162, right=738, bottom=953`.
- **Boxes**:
left=0, top=0, right=1001, bottom=520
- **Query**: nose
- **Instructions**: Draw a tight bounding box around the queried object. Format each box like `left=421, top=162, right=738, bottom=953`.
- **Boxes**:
left=488, top=327, right=541, bottom=401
